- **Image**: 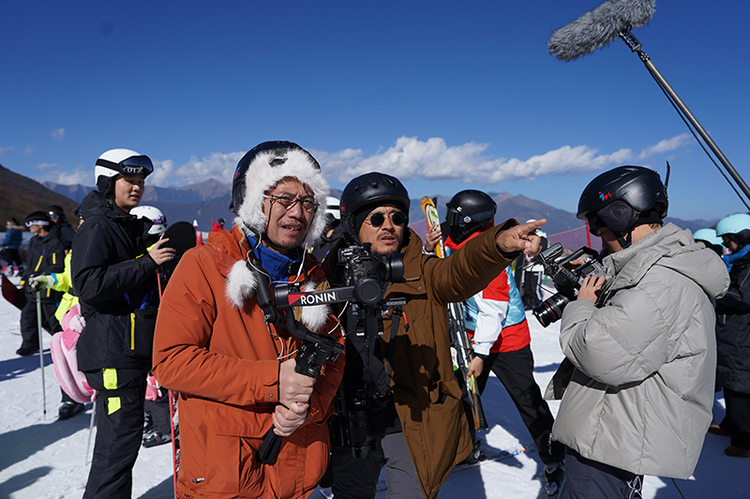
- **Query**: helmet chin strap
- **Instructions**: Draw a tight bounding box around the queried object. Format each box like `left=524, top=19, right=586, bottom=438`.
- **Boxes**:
left=614, top=229, right=633, bottom=250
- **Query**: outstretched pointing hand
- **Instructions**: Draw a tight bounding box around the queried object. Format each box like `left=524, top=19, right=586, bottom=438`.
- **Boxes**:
left=495, top=219, right=547, bottom=256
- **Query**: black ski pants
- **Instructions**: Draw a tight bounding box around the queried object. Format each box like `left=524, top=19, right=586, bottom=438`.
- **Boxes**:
left=721, top=388, right=750, bottom=450
left=83, top=367, right=148, bottom=499
left=1, top=247, right=23, bottom=268
left=144, top=387, right=171, bottom=434
left=19, top=298, right=60, bottom=349
left=565, top=447, right=643, bottom=499
left=329, top=431, right=424, bottom=499
left=475, top=344, right=565, bottom=464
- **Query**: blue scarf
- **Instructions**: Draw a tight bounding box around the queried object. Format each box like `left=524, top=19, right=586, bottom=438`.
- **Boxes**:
left=245, top=233, right=302, bottom=284
left=723, top=244, right=750, bottom=273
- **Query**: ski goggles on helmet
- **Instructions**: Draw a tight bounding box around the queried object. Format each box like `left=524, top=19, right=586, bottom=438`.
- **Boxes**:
left=96, top=155, right=154, bottom=177
left=446, top=208, right=496, bottom=227
left=25, top=220, right=50, bottom=228
left=365, top=211, right=406, bottom=227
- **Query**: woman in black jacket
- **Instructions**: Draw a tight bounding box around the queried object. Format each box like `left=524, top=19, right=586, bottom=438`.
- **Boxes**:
left=714, top=213, right=750, bottom=458
left=18, top=210, right=65, bottom=356
left=72, top=148, right=174, bottom=499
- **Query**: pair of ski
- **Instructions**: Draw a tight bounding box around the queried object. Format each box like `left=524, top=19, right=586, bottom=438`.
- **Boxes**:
left=420, top=197, right=489, bottom=432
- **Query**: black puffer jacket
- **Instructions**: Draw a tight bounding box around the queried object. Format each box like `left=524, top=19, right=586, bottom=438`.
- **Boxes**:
left=48, top=220, right=76, bottom=250
left=22, top=232, right=65, bottom=303
left=716, top=250, right=750, bottom=394
left=72, top=190, right=158, bottom=372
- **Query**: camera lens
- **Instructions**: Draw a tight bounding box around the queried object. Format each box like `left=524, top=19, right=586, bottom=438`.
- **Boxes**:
left=533, top=293, right=570, bottom=328
left=382, top=253, right=405, bottom=282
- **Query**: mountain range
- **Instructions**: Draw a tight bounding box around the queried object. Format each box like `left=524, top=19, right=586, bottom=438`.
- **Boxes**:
left=0, top=163, right=717, bottom=236
left=0, top=164, right=79, bottom=224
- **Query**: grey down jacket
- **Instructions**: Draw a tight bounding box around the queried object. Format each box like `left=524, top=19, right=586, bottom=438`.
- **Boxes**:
left=550, top=223, right=729, bottom=479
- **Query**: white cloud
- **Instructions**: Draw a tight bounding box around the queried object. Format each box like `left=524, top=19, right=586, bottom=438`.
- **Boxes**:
left=51, top=128, right=65, bottom=143
left=22, top=147, right=33, bottom=156
left=37, top=167, right=91, bottom=186
left=0, top=146, right=15, bottom=155
left=319, top=136, right=633, bottom=185
left=142, top=134, right=692, bottom=190
left=148, top=152, right=245, bottom=187
left=148, top=159, right=176, bottom=187
left=638, top=133, right=692, bottom=160
left=37, top=162, right=58, bottom=171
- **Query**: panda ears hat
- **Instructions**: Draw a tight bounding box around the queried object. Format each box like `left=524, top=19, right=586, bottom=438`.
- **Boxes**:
left=230, top=141, right=329, bottom=247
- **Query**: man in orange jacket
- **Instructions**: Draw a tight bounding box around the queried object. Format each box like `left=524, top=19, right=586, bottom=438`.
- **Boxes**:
left=153, top=141, right=345, bottom=498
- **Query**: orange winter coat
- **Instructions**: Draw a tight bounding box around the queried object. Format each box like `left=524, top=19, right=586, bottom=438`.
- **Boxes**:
left=153, top=226, right=345, bottom=499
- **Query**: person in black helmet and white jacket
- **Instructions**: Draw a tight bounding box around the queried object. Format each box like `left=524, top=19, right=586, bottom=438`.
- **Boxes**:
left=548, top=165, right=730, bottom=499
left=72, top=148, right=175, bottom=499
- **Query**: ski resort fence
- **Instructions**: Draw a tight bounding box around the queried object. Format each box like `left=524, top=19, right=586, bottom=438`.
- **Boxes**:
left=546, top=224, right=602, bottom=253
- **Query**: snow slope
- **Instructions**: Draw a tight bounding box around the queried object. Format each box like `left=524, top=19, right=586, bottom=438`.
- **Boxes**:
left=0, top=287, right=744, bottom=498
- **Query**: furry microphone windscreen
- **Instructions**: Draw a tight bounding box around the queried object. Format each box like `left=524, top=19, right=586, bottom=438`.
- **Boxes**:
left=548, top=0, right=655, bottom=62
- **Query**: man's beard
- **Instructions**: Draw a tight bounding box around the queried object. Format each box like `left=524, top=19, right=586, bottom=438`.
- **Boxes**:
left=262, top=233, right=302, bottom=254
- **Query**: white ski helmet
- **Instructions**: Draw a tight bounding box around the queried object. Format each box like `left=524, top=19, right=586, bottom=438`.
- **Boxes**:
left=326, top=196, right=341, bottom=220
left=95, top=148, right=154, bottom=195
left=129, top=205, right=168, bottom=235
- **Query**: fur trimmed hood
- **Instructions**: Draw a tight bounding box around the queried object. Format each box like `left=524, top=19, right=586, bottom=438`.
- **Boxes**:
left=232, top=143, right=329, bottom=249
left=209, top=226, right=332, bottom=334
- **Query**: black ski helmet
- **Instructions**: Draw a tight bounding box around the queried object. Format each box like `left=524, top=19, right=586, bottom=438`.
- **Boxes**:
left=446, top=190, right=497, bottom=243
left=577, top=166, right=668, bottom=236
left=340, top=172, right=410, bottom=241
left=46, top=204, right=66, bottom=221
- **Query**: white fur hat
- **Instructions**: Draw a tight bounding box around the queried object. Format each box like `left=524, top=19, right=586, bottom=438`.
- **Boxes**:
left=231, top=141, right=329, bottom=248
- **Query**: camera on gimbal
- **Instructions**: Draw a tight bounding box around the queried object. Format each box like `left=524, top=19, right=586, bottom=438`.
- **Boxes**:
left=531, top=243, right=605, bottom=328
left=330, top=244, right=405, bottom=336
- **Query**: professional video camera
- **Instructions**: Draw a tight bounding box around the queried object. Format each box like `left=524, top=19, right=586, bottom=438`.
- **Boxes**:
left=531, top=242, right=605, bottom=328
left=255, top=244, right=406, bottom=462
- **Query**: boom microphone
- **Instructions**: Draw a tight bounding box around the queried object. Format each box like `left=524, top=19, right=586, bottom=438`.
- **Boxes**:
left=547, top=0, right=750, bottom=209
left=548, top=0, right=655, bottom=62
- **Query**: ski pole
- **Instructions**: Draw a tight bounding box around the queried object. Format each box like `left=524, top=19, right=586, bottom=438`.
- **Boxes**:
left=86, top=400, right=97, bottom=465
left=36, top=290, right=46, bottom=419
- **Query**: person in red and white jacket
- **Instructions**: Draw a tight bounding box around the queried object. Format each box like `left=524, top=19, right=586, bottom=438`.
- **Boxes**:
left=432, top=189, right=565, bottom=496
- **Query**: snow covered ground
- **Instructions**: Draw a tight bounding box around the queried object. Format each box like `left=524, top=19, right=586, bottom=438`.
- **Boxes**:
left=0, top=282, right=745, bottom=498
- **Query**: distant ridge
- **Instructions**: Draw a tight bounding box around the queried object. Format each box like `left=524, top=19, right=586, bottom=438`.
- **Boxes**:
left=15, top=165, right=717, bottom=237
left=0, top=164, right=79, bottom=223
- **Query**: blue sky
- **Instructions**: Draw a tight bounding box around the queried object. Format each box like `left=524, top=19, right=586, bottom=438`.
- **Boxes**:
left=1, top=0, right=748, bottom=222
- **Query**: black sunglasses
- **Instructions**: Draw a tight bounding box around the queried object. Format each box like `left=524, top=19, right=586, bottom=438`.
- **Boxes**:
left=366, top=211, right=406, bottom=227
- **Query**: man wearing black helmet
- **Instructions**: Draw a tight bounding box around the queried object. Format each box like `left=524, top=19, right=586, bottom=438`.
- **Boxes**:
left=152, top=141, right=345, bottom=499
left=72, top=148, right=175, bottom=499
left=46, top=204, right=76, bottom=250
left=549, top=166, right=730, bottom=498
left=433, top=189, right=565, bottom=496
left=323, top=172, right=546, bottom=499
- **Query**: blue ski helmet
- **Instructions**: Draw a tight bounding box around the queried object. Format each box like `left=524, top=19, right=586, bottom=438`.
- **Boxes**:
left=715, top=213, right=750, bottom=237
left=716, top=213, right=750, bottom=251
left=692, top=228, right=723, bottom=248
